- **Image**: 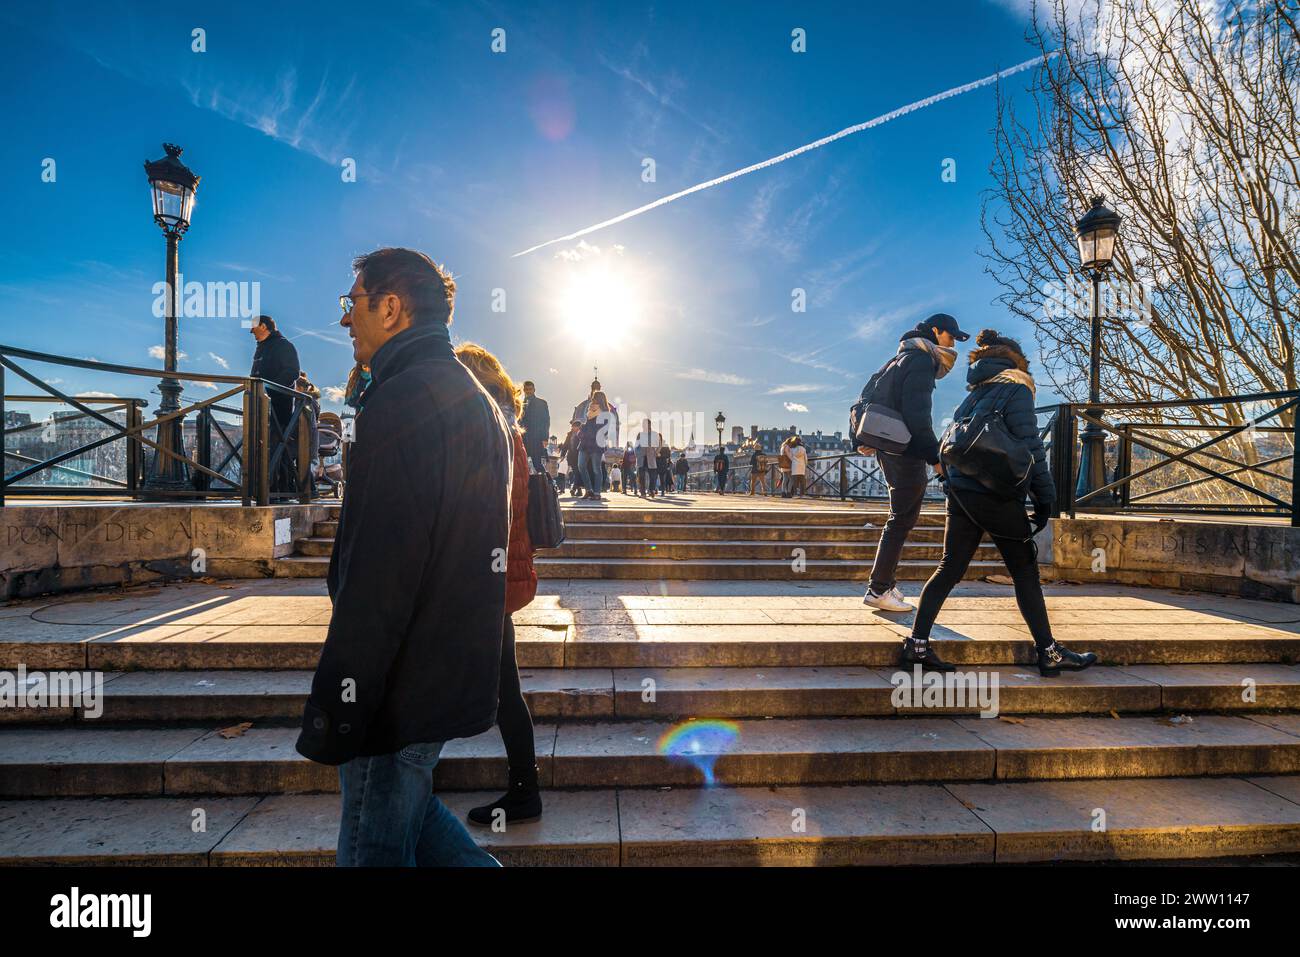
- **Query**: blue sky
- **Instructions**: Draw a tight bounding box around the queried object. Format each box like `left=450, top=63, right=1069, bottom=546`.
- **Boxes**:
left=0, top=0, right=1053, bottom=442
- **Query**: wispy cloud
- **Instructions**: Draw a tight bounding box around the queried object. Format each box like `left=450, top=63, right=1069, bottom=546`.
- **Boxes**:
left=180, top=66, right=361, bottom=166
left=674, top=367, right=752, bottom=386
left=291, top=327, right=351, bottom=348
left=149, top=345, right=187, bottom=361
left=215, top=262, right=293, bottom=283
left=208, top=352, right=229, bottom=369
left=599, top=49, right=727, bottom=143
left=783, top=401, right=810, bottom=413
left=767, top=384, right=826, bottom=395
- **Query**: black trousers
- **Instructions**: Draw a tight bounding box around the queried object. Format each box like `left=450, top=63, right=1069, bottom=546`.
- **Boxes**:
left=495, top=616, right=537, bottom=771
left=911, top=495, right=1055, bottom=651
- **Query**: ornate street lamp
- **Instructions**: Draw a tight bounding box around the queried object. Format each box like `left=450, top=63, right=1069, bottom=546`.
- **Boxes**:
left=1073, top=195, right=1122, bottom=501
left=142, top=143, right=200, bottom=494
left=715, top=411, right=726, bottom=450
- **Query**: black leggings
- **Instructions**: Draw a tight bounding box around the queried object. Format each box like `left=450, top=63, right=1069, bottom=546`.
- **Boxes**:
left=911, top=500, right=1055, bottom=651
left=496, top=616, right=537, bottom=771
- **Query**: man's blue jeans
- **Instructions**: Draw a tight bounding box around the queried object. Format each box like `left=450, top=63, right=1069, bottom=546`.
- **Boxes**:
left=336, top=741, right=500, bottom=867
left=577, top=450, right=602, bottom=495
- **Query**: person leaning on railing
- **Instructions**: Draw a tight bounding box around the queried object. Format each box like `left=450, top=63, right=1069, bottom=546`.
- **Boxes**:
left=900, top=329, right=1097, bottom=677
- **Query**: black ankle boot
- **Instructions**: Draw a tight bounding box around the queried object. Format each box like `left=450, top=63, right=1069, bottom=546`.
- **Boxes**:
left=467, top=764, right=543, bottom=827
left=900, top=637, right=956, bottom=673
left=1037, top=641, right=1098, bottom=677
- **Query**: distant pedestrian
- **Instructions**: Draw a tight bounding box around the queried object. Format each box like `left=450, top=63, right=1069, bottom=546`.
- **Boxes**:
left=249, top=314, right=300, bottom=492
left=611, top=464, right=623, bottom=492
left=777, top=437, right=793, bottom=497
left=748, top=446, right=766, bottom=495
left=635, top=419, right=661, bottom=497
left=657, top=443, right=672, bottom=495
left=519, top=380, right=550, bottom=473
left=713, top=447, right=729, bottom=493
left=558, top=420, right=583, bottom=496
left=674, top=451, right=689, bottom=492
left=789, top=436, right=808, bottom=498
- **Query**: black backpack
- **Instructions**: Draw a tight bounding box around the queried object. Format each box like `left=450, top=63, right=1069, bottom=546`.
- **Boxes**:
left=939, top=386, right=1034, bottom=496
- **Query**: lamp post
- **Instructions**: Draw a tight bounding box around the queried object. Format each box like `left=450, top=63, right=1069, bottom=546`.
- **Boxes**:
left=1073, top=195, right=1122, bottom=501
left=715, top=411, right=726, bottom=450
left=141, top=143, right=200, bottom=495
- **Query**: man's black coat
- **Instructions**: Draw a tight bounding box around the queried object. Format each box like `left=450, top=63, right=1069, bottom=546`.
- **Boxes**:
left=250, top=330, right=300, bottom=424
left=520, top=394, right=550, bottom=456
left=295, top=323, right=513, bottom=765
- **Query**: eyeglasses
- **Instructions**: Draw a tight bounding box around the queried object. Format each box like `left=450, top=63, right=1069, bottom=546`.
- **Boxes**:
left=339, top=292, right=387, bottom=315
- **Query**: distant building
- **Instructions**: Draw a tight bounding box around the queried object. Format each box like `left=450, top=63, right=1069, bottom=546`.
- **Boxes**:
left=744, top=424, right=851, bottom=454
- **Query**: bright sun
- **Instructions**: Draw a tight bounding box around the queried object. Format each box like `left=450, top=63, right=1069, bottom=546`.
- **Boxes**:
left=557, top=264, right=642, bottom=344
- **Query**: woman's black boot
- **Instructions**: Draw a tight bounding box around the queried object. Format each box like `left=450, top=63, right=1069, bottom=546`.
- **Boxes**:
left=467, top=765, right=543, bottom=827
left=899, top=637, right=956, bottom=673
left=1038, top=641, right=1098, bottom=677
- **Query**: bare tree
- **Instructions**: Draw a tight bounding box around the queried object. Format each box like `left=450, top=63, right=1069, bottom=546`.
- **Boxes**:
left=983, top=0, right=1298, bottom=507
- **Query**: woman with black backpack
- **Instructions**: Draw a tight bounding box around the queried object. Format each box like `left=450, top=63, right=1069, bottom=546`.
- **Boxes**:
left=901, top=329, right=1097, bottom=677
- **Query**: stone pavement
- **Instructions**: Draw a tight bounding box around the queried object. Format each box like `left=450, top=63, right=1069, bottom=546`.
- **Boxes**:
left=3, top=577, right=1300, bottom=865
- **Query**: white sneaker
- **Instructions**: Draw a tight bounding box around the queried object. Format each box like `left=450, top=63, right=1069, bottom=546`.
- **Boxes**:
left=863, top=585, right=913, bottom=613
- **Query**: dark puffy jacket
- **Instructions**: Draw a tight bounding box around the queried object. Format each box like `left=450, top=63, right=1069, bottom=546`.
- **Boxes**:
left=250, top=331, right=300, bottom=421
left=945, top=349, right=1054, bottom=508
left=869, top=329, right=942, bottom=464
left=520, top=395, right=550, bottom=455
left=295, top=323, right=512, bottom=765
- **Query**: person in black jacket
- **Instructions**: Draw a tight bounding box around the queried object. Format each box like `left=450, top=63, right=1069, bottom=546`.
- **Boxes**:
left=519, top=381, right=550, bottom=472
left=296, top=247, right=511, bottom=866
left=861, top=313, right=967, bottom=613
left=249, top=315, right=301, bottom=493
left=901, top=329, right=1097, bottom=677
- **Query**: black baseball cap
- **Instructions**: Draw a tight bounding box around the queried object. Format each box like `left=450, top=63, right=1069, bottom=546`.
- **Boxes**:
left=924, top=312, right=969, bottom=342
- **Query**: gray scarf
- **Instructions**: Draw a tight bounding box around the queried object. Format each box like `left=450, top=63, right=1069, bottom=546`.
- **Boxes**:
left=900, top=336, right=957, bottom=380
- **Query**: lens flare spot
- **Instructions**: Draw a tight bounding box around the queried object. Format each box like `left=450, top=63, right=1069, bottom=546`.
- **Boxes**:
left=656, top=719, right=740, bottom=786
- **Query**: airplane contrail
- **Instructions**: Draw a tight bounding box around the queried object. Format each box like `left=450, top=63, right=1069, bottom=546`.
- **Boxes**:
left=513, top=52, right=1055, bottom=258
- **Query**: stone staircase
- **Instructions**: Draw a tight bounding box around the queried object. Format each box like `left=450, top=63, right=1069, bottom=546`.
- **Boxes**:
left=4, top=578, right=1300, bottom=866
left=275, top=503, right=1006, bottom=580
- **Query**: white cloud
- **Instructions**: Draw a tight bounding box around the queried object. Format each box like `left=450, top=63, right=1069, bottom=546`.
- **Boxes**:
left=323, top=385, right=347, bottom=403
left=674, top=367, right=752, bottom=386
left=554, top=239, right=622, bottom=262
left=208, top=352, right=229, bottom=369
left=149, top=345, right=187, bottom=361
left=784, top=401, right=810, bottom=413
left=767, top=384, right=824, bottom=395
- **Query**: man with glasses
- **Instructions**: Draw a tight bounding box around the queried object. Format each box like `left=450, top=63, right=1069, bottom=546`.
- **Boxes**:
left=297, top=248, right=512, bottom=867
left=248, top=315, right=301, bottom=493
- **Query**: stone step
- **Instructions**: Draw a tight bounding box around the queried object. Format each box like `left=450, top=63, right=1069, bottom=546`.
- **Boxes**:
left=310, top=520, right=949, bottom=542
left=9, top=619, right=1300, bottom=672
left=5, top=776, right=1300, bottom=865
left=5, top=714, right=1300, bottom=797
left=291, top=537, right=988, bottom=560
left=8, top=664, right=1300, bottom=724
left=532, top=558, right=1004, bottom=580
left=562, top=508, right=949, bottom=526
left=276, top=556, right=1002, bottom=580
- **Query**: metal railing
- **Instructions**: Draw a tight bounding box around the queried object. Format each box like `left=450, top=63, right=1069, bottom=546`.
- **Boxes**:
left=625, top=454, right=946, bottom=500
left=1037, top=390, right=1299, bottom=526
left=2, top=344, right=331, bottom=507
